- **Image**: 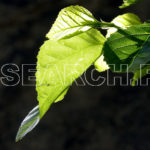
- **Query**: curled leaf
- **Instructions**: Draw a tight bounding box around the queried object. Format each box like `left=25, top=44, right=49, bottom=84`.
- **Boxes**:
left=16, top=106, right=40, bottom=142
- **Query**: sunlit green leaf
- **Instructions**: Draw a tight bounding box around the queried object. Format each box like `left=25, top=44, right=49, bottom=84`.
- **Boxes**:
left=119, top=0, right=141, bottom=8
left=94, top=55, right=109, bottom=72
left=106, top=13, right=141, bottom=38
left=36, top=29, right=106, bottom=118
left=46, top=5, right=100, bottom=40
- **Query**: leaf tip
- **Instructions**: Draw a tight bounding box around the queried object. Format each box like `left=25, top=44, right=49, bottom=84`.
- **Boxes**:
left=15, top=105, right=40, bottom=142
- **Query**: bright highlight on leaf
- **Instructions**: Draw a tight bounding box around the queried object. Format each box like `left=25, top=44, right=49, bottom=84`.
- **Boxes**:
left=119, top=0, right=141, bottom=8
left=94, top=55, right=109, bottom=72
left=106, top=13, right=141, bottom=38
left=46, top=5, right=100, bottom=40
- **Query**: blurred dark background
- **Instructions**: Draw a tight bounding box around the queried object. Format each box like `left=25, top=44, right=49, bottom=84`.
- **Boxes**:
left=1, top=0, right=150, bottom=150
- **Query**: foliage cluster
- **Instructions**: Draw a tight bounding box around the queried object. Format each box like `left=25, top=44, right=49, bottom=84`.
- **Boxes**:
left=16, top=0, right=149, bottom=141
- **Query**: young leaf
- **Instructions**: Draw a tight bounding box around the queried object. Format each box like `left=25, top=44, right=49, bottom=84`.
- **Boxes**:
left=106, top=13, right=141, bottom=38
left=103, top=23, right=150, bottom=72
left=36, top=29, right=106, bottom=118
left=16, top=106, right=40, bottom=142
left=46, top=5, right=100, bottom=40
left=119, top=0, right=141, bottom=8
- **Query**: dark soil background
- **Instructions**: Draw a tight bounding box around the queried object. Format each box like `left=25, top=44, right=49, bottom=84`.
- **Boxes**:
left=1, top=0, right=150, bottom=150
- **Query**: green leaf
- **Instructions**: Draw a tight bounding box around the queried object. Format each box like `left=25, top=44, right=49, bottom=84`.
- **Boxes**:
left=103, top=23, right=150, bottom=73
left=119, top=0, right=141, bottom=8
left=54, top=88, right=69, bottom=103
left=94, top=55, right=109, bottom=72
left=132, top=63, right=150, bottom=86
left=16, top=106, right=40, bottom=142
left=36, top=28, right=106, bottom=118
left=106, top=13, right=141, bottom=38
left=95, top=13, right=141, bottom=72
left=131, top=37, right=150, bottom=85
left=46, top=5, right=100, bottom=40
left=129, top=36, right=150, bottom=71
